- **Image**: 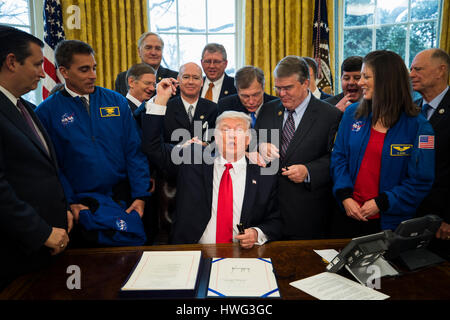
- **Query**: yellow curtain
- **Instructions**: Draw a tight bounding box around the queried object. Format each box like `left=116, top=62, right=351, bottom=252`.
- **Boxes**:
left=440, top=0, right=450, bottom=84
left=245, top=0, right=335, bottom=95
left=61, top=0, right=148, bottom=90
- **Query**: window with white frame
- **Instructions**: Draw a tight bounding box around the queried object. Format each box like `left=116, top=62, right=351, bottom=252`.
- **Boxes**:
left=148, top=0, right=242, bottom=75
left=1, top=0, right=44, bottom=104
left=337, top=0, right=442, bottom=83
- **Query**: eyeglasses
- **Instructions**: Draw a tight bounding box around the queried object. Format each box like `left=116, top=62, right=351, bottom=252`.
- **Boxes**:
left=202, top=59, right=225, bottom=66
left=238, top=92, right=263, bottom=100
left=181, top=75, right=202, bottom=81
left=273, top=85, right=295, bottom=94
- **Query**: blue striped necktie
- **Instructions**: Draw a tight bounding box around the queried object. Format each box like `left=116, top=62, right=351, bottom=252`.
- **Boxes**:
left=280, top=110, right=295, bottom=160
left=250, top=112, right=256, bottom=128
left=421, top=103, right=431, bottom=119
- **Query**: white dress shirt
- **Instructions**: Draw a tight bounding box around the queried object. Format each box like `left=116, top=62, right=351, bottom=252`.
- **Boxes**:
left=199, top=155, right=267, bottom=245
left=201, top=73, right=225, bottom=103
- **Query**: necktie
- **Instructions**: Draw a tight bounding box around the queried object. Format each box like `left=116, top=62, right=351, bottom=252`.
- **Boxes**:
left=17, top=100, right=48, bottom=153
left=250, top=112, right=256, bottom=128
left=80, top=96, right=90, bottom=116
left=205, top=82, right=214, bottom=101
left=216, top=163, right=233, bottom=243
left=187, top=105, right=194, bottom=123
left=280, top=110, right=296, bottom=160
left=421, top=103, right=432, bottom=120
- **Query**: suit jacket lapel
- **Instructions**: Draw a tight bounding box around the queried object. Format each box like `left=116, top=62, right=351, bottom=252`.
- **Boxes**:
left=429, top=89, right=450, bottom=128
left=0, top=93, right=53, bottom=161
left=240, top=162, right=258, bottom=225
left=173, top=97, right=191, bottom=129
left=283, top=98, right=318, bottom=163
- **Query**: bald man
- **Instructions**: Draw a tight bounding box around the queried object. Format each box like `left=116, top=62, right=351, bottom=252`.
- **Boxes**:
left=411, top=48, right=450, bottom=259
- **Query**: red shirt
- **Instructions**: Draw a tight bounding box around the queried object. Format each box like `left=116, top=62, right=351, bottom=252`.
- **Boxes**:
left=353, top=128, right=386, bottom=219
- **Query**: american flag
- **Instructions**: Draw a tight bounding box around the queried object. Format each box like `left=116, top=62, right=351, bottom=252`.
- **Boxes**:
left=42, top=0, right=65, bottom=99
left=313, top=0, right=333, bottom=92
left=418, top=135, right=435, bottom=149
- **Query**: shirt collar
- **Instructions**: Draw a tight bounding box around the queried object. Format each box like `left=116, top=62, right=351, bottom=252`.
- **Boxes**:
left=423, top=86, right=449, bottom=110
left=205, top=73, right=225, bottom=87
left=312, top=87, right=321, bottom=99
left=0, top=85, right=19, bottom=106
left=181, top=96, right=198, bottom=113
left=215, top=153, right=247, bottom=170
left=65, top=84, right=89, bottom=102
left=126, top=92, right=142, bottom=107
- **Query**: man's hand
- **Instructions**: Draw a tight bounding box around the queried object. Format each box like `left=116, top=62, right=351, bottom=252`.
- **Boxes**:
left=281, top=164, right=308, bottom=183
left=44, top=227, right=69, bottom=255
left=335, top=93, right=353, bottom=112
left=342, top=198, right=367, bottom=221
left=436, top=222, right=450, bottom=240
left=235, top=228, right=258, bottom=249
left=126, top=199, right=146, bottom=218
left=258, top=142, right=279, bottom=162
left=154, top=77, right=178, bottom=106
left=246, top=151, right=266, bottom=167
left=70, top=203, right=89, bottom=223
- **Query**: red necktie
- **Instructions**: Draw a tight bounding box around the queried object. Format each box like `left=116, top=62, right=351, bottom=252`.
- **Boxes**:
left=216, top=163, right=233, bottom=243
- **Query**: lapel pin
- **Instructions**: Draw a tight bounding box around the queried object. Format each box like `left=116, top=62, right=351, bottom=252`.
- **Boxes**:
left=224, top=90, right=229, bottom=95
left=278, top=111, right=283, bottom=116
left=158, top=76, right=162, bottom=81
left=200, top=115, right=205, bottom=120
left=252, top=179, right=257, bottom=184
left=439, top=108, right=445, bottom=114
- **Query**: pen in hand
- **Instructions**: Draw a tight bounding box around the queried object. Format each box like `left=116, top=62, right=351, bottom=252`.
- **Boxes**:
left=237, top=223, right=245, bottom=235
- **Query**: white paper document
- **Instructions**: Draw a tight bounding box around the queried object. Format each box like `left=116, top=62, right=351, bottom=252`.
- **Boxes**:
left=290, top=272, right=389, bottom=300
left=313, top=249, right=339, bottom=263
left=208, top=258, right=280, bottom=297
left=121, top=251, right=202, bottom=291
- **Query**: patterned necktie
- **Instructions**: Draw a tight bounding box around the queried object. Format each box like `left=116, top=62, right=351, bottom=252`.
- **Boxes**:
left=187, top=105, right=194, bottom=123
left=280, top=110, right=295, bottom=160
left=421, top=103, right=431, bottom=120
left=250, top=112, right=256, bottom=128
left=216, top=163, right=233, bottom=243
left=80, top=96, right=90, bottom=116
left=17, top=99, right=48, bottom=153
left=205, top=82, right=214, bottom=101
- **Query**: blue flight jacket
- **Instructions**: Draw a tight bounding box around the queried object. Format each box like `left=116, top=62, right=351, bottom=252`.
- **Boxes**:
left=36, top=86, right=150, bottom=203
left=331, top=103, right=435, bottom=230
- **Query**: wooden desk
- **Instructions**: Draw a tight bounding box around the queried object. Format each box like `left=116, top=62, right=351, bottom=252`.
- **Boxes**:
left=1, top=239, right=449, bottom=300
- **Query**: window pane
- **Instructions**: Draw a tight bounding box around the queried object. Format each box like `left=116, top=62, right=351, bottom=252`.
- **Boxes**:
left=207, top=0, right=235, bottom=33
left=411, top=0, right=439, bottom=21
left=207, top=34, right=235, bottom=75
left=409, top=22, right=437, bottom=65
left=149, top=0, right=177, bottom=33
left=344, top=0, right=375, bottom=26
left=343, top=28, right=372, bottom=60
left=179, top=0, right=206, bottom=33
left=0, top=0, right=30, bottom=25
left=178, top=34, right=207, bottom=66
left=376, top=0, right=408, bottom=24
left=376, top=25, right=406, bottom=60
left=161, top=34, right=178, bottom=70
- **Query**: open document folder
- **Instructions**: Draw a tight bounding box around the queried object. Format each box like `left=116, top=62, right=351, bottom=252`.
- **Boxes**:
left=120, top=251, right=208, bottom=298
left=207, top=258, right=280, bottom=298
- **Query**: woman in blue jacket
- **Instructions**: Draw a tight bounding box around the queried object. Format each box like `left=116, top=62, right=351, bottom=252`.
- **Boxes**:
left=331, top=50, right=435, bottom=236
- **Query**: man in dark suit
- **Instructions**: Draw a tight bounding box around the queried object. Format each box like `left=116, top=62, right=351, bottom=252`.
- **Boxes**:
left=125, top=63, right=156, bottom=127
left=164, top=62, right=217, bottom=145
left=324, top=56, right=363, bottom=112
left=114, top=32, right=178, bottom=96
left=302, top=57, right=331, bottom=100
left=0, top=26, right=70, bottom=289
left=200, top=43, right=237, bottom=103
left=218, top=65, right=278, bottom=128
left=142, top=79, right=281, bottom=246
left=411, top=48, right=450, bottom=259
left=255, top=56, right=342, bottom=240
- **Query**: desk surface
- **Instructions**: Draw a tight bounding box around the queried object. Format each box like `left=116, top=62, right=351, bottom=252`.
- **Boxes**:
left=1, top=239, right=449, bottom=300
